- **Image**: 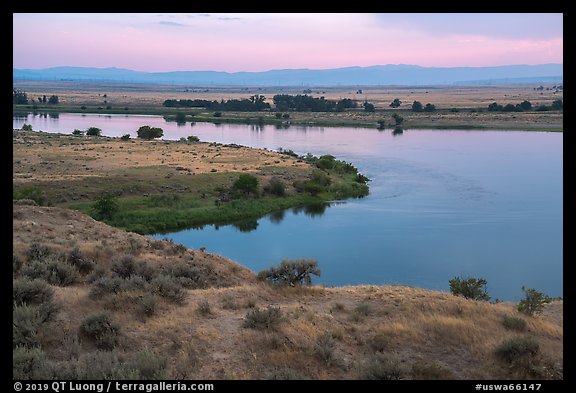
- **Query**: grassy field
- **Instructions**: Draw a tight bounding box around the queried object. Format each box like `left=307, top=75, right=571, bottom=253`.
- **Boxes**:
left=13, top=203, right=563, bottom=380
left=13, top=81, right=563, bottom=131
left=13, top=130, right=368, bottom=234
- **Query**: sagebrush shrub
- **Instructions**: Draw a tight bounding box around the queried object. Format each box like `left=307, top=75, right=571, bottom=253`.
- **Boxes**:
left=243, top=306, right=284, bottom=330
left=362, top=353, right=409, bottom=380
left=13, top=278, right=54, bottom=305
left=150, top=275, right=186, bottom=304
left=129, top=350, right=167, bottom=380
left=13, top=304, right=44, bottom=348
left=79, top=312, right=120, bottom=350
left=502, top=315, right=527, bottom=332
left=26, top=242, right=52, bottom=262
left=67, top=246, right=95, bottom=274
left=496, top=336, right=539, bottom=368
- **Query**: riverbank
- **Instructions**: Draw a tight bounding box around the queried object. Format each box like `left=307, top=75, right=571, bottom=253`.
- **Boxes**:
left=13, top=130, right=368, bottom=234
left=12, top=203, right=563, bottom=380
left=13, top=82, right=563, bottom=131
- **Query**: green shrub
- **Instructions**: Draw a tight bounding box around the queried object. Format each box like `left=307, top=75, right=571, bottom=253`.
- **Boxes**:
left=502, top=315, right=528, bottom=332
left=136, top=125, right=164, bottom=140
left=496, top=336, right=539, bottom=367
left=243, top=306, right=283, bottom=330
left=14, top=187, right=48, bottom=206
left=362, top=353, right=409, bottom=380
left=517, top=287, right=550, bottom=316
left=187, top=135, right=200, bottom=143
left=13, top=278, right=54, bottom=305
left=311, top=169, right=331, bottom=186
left=449, top=276, right=490, bottom=301
left=86, top=127, right=102, bottom=136
left=257, top=259, right=320, bottom=286
left=120, top=134, right=130, bottom=141
left=263, top=177, right=286, bottom=196
left=92, top=193, right=119, bottom=220
left=79, top=312, right=120, bottom=350
left=232, top=174, right=259, bottom=197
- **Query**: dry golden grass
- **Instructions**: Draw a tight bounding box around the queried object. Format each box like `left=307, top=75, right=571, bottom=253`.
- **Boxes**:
left=13, top=205, right=562, bottom=379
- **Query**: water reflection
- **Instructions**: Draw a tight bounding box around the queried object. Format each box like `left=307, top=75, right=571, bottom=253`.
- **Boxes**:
left=268, top=209, right=286, bottom=224
left=291, top=203, right=330, bottom=218
left=392, top=127, right=404, bottom=136
left=231, top=218, right=259, bottom=233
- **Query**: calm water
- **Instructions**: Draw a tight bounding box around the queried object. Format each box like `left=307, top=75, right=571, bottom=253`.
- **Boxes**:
left=14, top=113, right=563, bottom=300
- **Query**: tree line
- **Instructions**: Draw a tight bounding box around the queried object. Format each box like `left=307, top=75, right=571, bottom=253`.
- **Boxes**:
left=164, top=94, right=360, bottom=113
left=13, top=89, right=59, bottom=105
left=163, top=95, right=270, bottom=111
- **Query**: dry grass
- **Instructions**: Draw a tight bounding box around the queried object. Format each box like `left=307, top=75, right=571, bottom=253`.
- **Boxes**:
left=12, top=205, right=562, bottom=379
left=13, top=81, right=563, bottom=130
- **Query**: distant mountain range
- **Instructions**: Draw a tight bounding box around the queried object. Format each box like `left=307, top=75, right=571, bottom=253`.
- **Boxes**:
left=13, top=64, right=563, bottom=86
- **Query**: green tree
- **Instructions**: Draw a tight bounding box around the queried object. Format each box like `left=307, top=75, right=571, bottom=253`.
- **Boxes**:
left=13, top=89, right=28, bottom=105
left=412, top=101, right=423, bottom=112
left=517, top=287, right=550, bottom=316
left=120, top=134, right=130, bottom=141
left=48, top=95, right=59, bottom=105
left=257, top=259, right=321, bottom=286
left=551, top=99, right=563, bottom=110
left=518, top=101, right=532, bottom=111
left=86, top=127, right=102, bottom=136
left=424, top=103, right=436, bottom=112
left=22, top=124, right=33, bottom=131
left=136, top=126, right=164, bottom=140
left=449, top=276, right=490, bottom=301
left=389, top=98, right=401, bottom=108
left=392, top=113, right=404, bottom=125
left=363, top=102, right=375, bottom=112
left=232, top=174, right=259, bottom=197
left=92, top=193, right=119, bottom=220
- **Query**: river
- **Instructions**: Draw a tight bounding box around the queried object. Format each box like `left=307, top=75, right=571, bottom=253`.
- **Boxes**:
left=13, top=113, right=563, bottom=301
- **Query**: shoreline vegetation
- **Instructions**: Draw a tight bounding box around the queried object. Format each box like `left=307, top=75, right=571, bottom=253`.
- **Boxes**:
left=13, top=130, right=368, bottom=235
left=12, top=83, right=563, bottom=380
left=13, top=82, right=563, bottom=132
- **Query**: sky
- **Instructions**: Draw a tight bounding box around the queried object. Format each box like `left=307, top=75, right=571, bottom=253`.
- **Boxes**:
left=13, top=13, right=563, bottom=72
